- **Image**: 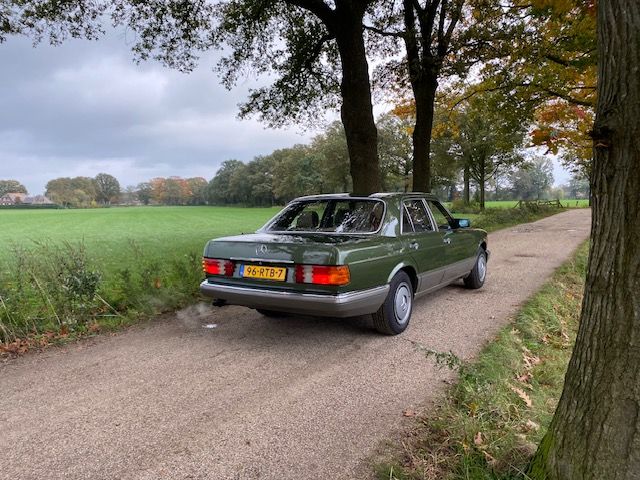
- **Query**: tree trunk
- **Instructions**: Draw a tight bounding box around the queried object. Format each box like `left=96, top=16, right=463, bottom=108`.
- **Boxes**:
left=411, top=78, right=438, bottom=193
left=527, top=1, right=640, bottom=478
left=334, top=17, right=380, bottom=196
left=479, top=160, right=486, bottom=210
left=463, top=164, right=470, bottom=204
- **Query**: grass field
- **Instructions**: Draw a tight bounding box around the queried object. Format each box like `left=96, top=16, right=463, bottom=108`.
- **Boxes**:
left=0, top=206, right=280, bottom=269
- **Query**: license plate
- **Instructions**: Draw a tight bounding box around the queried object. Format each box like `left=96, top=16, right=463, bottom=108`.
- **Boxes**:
left=241, top=264, right=287, bottom=281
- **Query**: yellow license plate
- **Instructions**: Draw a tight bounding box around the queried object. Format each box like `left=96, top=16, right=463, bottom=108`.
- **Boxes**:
left=241, top=265, right=287, bottom=281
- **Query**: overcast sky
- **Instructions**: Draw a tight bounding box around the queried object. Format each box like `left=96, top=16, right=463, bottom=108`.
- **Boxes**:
left=1, top=30, right=570, bottom=195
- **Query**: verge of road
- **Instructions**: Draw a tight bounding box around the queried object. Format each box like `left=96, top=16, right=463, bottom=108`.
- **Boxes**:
left=0, top=209, right=591, bottom=480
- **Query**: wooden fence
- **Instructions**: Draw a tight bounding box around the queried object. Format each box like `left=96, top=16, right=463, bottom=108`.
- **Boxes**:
left=513, top=199, right=564, bottom=209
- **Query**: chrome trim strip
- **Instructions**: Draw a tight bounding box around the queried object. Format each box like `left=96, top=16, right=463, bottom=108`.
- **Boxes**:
left=228, top=257, right=295, bottom=264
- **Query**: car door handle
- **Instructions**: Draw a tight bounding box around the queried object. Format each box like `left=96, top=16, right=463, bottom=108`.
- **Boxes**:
left=409, top=241, right=419, bottom=250
left=443, top=238, right=451, bottom=245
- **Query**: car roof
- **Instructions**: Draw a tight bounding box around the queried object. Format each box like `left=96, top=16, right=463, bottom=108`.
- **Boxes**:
left=293, top=192, right=440, bottom=202
left=369, top=192, right=439, bottom=201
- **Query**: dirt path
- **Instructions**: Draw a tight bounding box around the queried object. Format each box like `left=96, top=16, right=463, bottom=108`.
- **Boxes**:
left=0, top=209, right=591, bottom=480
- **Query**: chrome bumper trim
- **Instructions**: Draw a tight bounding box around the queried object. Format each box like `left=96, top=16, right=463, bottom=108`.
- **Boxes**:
left=199, top=281, right=389, bottom=318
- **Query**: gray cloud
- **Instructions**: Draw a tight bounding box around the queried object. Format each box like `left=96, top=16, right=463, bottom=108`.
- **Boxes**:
left=0, top=30, right=313, bottom=193
left=0, top=30, right=572, bottom=194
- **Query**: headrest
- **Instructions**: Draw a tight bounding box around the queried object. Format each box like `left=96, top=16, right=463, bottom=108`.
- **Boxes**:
left=297, top=210, right=319, bottom=229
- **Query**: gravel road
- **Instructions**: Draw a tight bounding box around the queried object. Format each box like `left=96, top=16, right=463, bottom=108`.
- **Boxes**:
left=0, top=209, right=591, bottom=480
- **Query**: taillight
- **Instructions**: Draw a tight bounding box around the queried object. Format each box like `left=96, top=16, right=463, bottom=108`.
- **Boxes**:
left=202, top=258, right=235, bottom=276
left=295, top=265, right=350, bottom=286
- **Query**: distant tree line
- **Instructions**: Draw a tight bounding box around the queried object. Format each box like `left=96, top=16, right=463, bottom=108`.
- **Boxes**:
left=134, top=177, right=208, bottom=206
left=42, top=174, right=209, bottom=208
left=44, top=174, right=121, bottom=207
left=5, top=116, right=585, bottom=209
left=203, top=119, right=581, bottom=208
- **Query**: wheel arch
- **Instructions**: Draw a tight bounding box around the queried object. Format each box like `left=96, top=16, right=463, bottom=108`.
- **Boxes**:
left=387, top=262, right=419, bottom=293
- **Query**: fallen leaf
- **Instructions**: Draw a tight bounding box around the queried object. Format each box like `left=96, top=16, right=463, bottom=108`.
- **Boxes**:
left=516, top=372, right=532, bottom=383
left=403, top=409, right=417, bottom=417
left=524, top=420, right=540, bottom=431
left=511, top=386, right=533, bottom=407
left=483, top=450, right=498, bottom=466
left=522, top=349, right=542, bottom=369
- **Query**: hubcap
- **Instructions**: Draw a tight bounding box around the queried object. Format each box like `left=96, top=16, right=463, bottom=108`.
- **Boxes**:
left=478, top=254, right=487, bottom=282
left=393, top=283, right=412, bottom=325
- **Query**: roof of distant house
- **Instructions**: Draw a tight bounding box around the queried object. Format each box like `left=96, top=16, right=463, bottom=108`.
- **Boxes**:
left=0, top=193, right=55, bottom=205
left=1, top=192, right=28, bottom=201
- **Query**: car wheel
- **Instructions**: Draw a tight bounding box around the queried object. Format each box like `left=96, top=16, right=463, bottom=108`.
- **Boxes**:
left=372, top=271, right=413, bottom=335
left=463, top=249, right=487, bottom=289
left=256, top=309, right=284, bottom=317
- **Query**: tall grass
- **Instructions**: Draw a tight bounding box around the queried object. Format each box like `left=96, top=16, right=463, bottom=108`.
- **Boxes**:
left=450, top=204, right=564, bottom=232
left=0, top=240, right=202, bottom=346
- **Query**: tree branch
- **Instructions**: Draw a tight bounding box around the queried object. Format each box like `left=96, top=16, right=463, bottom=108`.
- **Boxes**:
left=451, top=80, right=595, bottom=112
left=439, top=0, right=463, bottom=56
left=421, top=0, right=440, bottom=54
left=285, top=0, right=334, bottom=26
left=363, top=24, right=405, bottom=38
left=403, top=0, right=420, bottom=76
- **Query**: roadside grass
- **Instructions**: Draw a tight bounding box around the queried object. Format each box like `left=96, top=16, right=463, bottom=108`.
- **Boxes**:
left=0, top=206, right=279, bottom=351
left=375, top=242, right=589, bottom=480
left=449, top=205, right=568, bottom=232
left=476, top=200, right=589, bottom=209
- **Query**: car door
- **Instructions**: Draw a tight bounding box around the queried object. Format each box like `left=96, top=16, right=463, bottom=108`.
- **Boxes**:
left=426, top=199, right=477, bottom=281
left=401, top=199, right=448, bottom=292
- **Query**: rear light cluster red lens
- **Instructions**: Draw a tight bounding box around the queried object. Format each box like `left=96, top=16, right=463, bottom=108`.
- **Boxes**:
left=202, top=258, right=235, bottom=276
left=202, top=258, right=349, bottom=286
left=295, top=265, right=350, bottom=286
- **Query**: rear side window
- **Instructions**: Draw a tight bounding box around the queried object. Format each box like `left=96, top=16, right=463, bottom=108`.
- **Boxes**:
left=403, top=199, right=434, bottom=233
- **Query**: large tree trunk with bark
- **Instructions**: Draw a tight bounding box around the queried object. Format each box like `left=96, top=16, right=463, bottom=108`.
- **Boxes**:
left=334, top=12, right=380, bottom=196
left=478, top=159, right=486, bottom=210
left=411, top=78, right=438, bottom=193
left=463, top=164, right=470, bottom=204
left=527, top=1, right=640, bottom=478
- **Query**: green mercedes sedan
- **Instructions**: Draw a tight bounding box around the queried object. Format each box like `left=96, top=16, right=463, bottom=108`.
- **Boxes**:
left=200, top=193, right=489, bottom=335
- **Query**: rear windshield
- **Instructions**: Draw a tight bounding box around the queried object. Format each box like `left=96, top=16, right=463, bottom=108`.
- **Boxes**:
left=265, top=199, right=385, bottom=234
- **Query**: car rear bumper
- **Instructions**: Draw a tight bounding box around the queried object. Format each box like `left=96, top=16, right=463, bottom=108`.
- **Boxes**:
left=200, top=281, right=389, bottom=317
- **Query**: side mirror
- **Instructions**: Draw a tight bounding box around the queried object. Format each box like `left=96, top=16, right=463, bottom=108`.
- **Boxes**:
left=454, top=218, right=471, bottom=228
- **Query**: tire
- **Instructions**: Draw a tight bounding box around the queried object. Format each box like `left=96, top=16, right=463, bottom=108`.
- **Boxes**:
left=372, top=271, right=414, bottom=335
left=256, top=309, right=284, bottom=317
left=464, top=249, right=487, bottom=289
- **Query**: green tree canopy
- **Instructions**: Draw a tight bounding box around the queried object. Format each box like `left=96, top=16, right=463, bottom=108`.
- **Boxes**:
left=0, top=180, right=28, bottom=196
left=509, top=157, right=554, bottom=200
left=45, top=176, right=97, bottom=207
left=94, top=173, right=121, bottom=204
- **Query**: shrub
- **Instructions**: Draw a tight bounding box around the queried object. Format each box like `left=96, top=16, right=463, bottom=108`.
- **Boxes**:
left=449, top=199, right=481, bottom=214
left=0, top=240, right=202, bottom=345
